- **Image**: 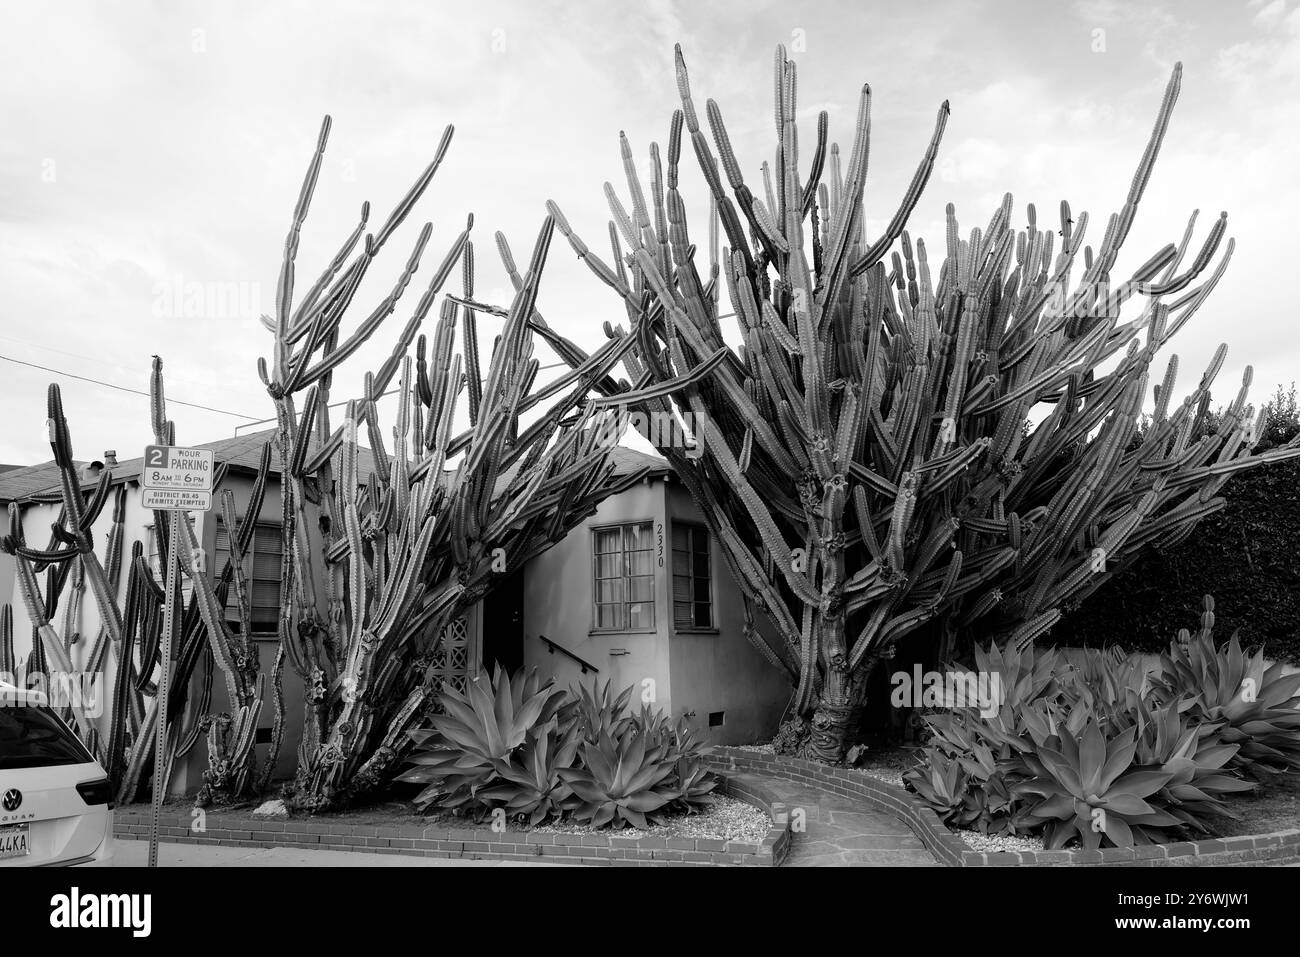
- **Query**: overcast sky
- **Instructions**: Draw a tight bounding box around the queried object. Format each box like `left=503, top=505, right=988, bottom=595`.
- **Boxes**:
left=1, top=0, right=1296, bottom=465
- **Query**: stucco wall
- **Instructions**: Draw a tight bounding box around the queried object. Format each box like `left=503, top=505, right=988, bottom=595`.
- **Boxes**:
left=662, top=480, right=790, bottom=745
left=518, top=474, right=789, bottom=745
left=521, top=477, right=672, bottom=711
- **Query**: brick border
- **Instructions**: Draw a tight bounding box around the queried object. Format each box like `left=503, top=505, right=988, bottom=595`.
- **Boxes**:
left=703, top=748, right=1300, bottom=867
left=111, top=771, right=792, bottom=867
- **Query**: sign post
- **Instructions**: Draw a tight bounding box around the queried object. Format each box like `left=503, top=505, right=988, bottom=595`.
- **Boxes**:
left=143, top=445, right=213, bottom=868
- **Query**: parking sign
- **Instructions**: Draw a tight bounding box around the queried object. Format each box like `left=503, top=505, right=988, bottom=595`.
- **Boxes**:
left=141, top=445, right=214, bottom=511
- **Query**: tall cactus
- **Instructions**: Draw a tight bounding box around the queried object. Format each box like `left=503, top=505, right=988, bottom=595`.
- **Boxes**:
left=260, top=116, right=707, bottom=811
left=0, top=376, right=267, bottom=804
left=548, top=46, right=1300, bottom=762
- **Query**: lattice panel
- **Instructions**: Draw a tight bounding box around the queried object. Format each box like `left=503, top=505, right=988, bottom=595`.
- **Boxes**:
left=428, top=616, right=470, bottom=712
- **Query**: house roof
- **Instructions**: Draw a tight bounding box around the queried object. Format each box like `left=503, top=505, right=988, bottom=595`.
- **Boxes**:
left=604, top=446, right=669, bottom=477
left=0, top=427, right=670, bottom=506
left=0, top=460, right=90, bottom=503
left=0, top=429, right=290, bottom=505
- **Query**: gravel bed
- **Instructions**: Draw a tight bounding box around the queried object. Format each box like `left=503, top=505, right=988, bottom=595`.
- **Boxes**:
left=958, top=830, right=1045, bottom=853
left=529, top=795, right=769, bottom=843
left=857, top=767, right=906, bottom=787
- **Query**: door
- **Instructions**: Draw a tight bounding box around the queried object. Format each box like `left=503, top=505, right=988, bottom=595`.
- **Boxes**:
left=480, top=570, right=524, bottom=676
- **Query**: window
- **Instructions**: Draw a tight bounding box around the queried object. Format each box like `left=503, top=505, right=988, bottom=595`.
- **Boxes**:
left=592, top=522, right=655, bottom=631
left=672, top=523, right=712, bottom=629
left=213, top=520, right=284, bottom=636
left=0, top=705, right=95, bottom=770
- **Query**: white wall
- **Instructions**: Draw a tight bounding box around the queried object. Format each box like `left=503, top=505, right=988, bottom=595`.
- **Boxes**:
left=521, top=477, right=673, bottom=712
left=518, top=474, right=790, bottom=744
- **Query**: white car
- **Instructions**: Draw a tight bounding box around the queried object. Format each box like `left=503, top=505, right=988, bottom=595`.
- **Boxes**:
left=0, top=681, right=114, bottom=866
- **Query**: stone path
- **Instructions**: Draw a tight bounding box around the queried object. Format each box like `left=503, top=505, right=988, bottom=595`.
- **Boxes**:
left=726, top=771, right=939, bottom=866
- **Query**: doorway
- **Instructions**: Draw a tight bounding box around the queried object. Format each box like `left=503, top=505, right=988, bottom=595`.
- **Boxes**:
left=481, top=569, right=525, bottom=676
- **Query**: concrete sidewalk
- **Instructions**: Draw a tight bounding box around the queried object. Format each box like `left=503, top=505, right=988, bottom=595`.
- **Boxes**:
left=112, top=839, right=568, bottom=867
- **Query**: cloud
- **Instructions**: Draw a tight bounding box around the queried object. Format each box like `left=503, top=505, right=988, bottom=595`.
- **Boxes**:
left=0, top=0, right=1296, bottom=464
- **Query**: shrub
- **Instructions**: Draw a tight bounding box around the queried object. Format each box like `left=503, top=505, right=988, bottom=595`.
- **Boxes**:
left=399, top=670, right=715, bottom=829
left=399, top=666, right=576, bottom=824
left=905, top=598, right=1300, bottom=847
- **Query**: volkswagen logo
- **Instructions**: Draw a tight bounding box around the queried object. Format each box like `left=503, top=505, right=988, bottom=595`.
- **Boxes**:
left=1, top=789, right=20, bottom=812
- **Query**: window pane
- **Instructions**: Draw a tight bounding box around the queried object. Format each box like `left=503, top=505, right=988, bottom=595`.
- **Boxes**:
left=594, top=528, right=621, bottom=554
left=627, top=550, right=653, bottom=576
left=674, top=601, right=693, bottom=626
left=629, top=576, right=654, bottom=603
left=252, top=553, right=281, bottom=579
left=627, top=523, right=652, bottom=549
left=692, top=530, right=708, bottom=555
left=672, top=524, right=689, bottom=549
left=254, top=525, right=281, bottom=552
left=595, top=553, right=621, bottom=579
left=252, top=582, right=279, bottom=606
left=251, top=608, right=278, bottom=632
left=694, top=602, right=712, bottom=627
left=596, top=603, right=622, bottom=629
left=628, top=603, right=652, bottom=629
left=0, top=705, right=95, bottom=770
left=597, top=580, right=623, bottom=605
left=672, top=549, right=689, bottom=575
left=693, top=553, right=709, bottom=578
left=672, top=576, right=691, bottom=601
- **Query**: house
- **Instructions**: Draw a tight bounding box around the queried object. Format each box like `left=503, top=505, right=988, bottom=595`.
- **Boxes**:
left=0, top=428, right=789, bottom=795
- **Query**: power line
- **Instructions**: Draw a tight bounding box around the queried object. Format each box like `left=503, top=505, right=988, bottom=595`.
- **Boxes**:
left=0, top=353, right=262, bottom=421
left=233, top=359, right=575, bottom=434
left=3, top=311, right=745, bottom=434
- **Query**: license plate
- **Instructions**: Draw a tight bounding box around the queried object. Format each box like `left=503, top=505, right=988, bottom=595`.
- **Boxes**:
left=0, top=824, right=29, bottom=859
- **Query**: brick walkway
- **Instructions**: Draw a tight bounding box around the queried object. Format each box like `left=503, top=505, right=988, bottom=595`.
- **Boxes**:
left=725, top=771, right=939, bottom=866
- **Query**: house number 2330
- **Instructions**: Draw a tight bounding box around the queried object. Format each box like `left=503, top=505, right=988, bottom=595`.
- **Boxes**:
left=656, top=522, right=664, bottom=567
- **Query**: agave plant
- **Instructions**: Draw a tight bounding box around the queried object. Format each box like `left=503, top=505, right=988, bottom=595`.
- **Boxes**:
left=907, top=614, right=1295, bottom=846
left=487, top=718, right=585, bottom=826
left=1152, top=598, right=1300, bottom=776
left=909, top=706, right=1037, bottom=834
left=906, top=749, right=967, bottom=826
left=631, top=702, right=717, bottom=811
left=1016, top=710, right=1179, bottom=848
left=558, top=729, right=681, bottom=829
left=1130, top=697, right=1253, bottom=830
left=402, top=671, right=716, bottom=828
left=398, top=666, right=571, bottom=818
left=572, top=678, right=637, bottom=745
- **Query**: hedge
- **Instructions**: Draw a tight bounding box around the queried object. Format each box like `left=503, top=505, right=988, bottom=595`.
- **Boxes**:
left=1055, top=386, right=1300, bottom=662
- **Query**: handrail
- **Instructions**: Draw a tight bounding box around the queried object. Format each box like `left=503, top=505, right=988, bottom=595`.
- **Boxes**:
left=537, top=634, right=599, bottom=674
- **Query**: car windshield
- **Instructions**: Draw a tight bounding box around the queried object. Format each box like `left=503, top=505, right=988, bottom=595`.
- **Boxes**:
left=0, top=704, right=95, bottom=770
